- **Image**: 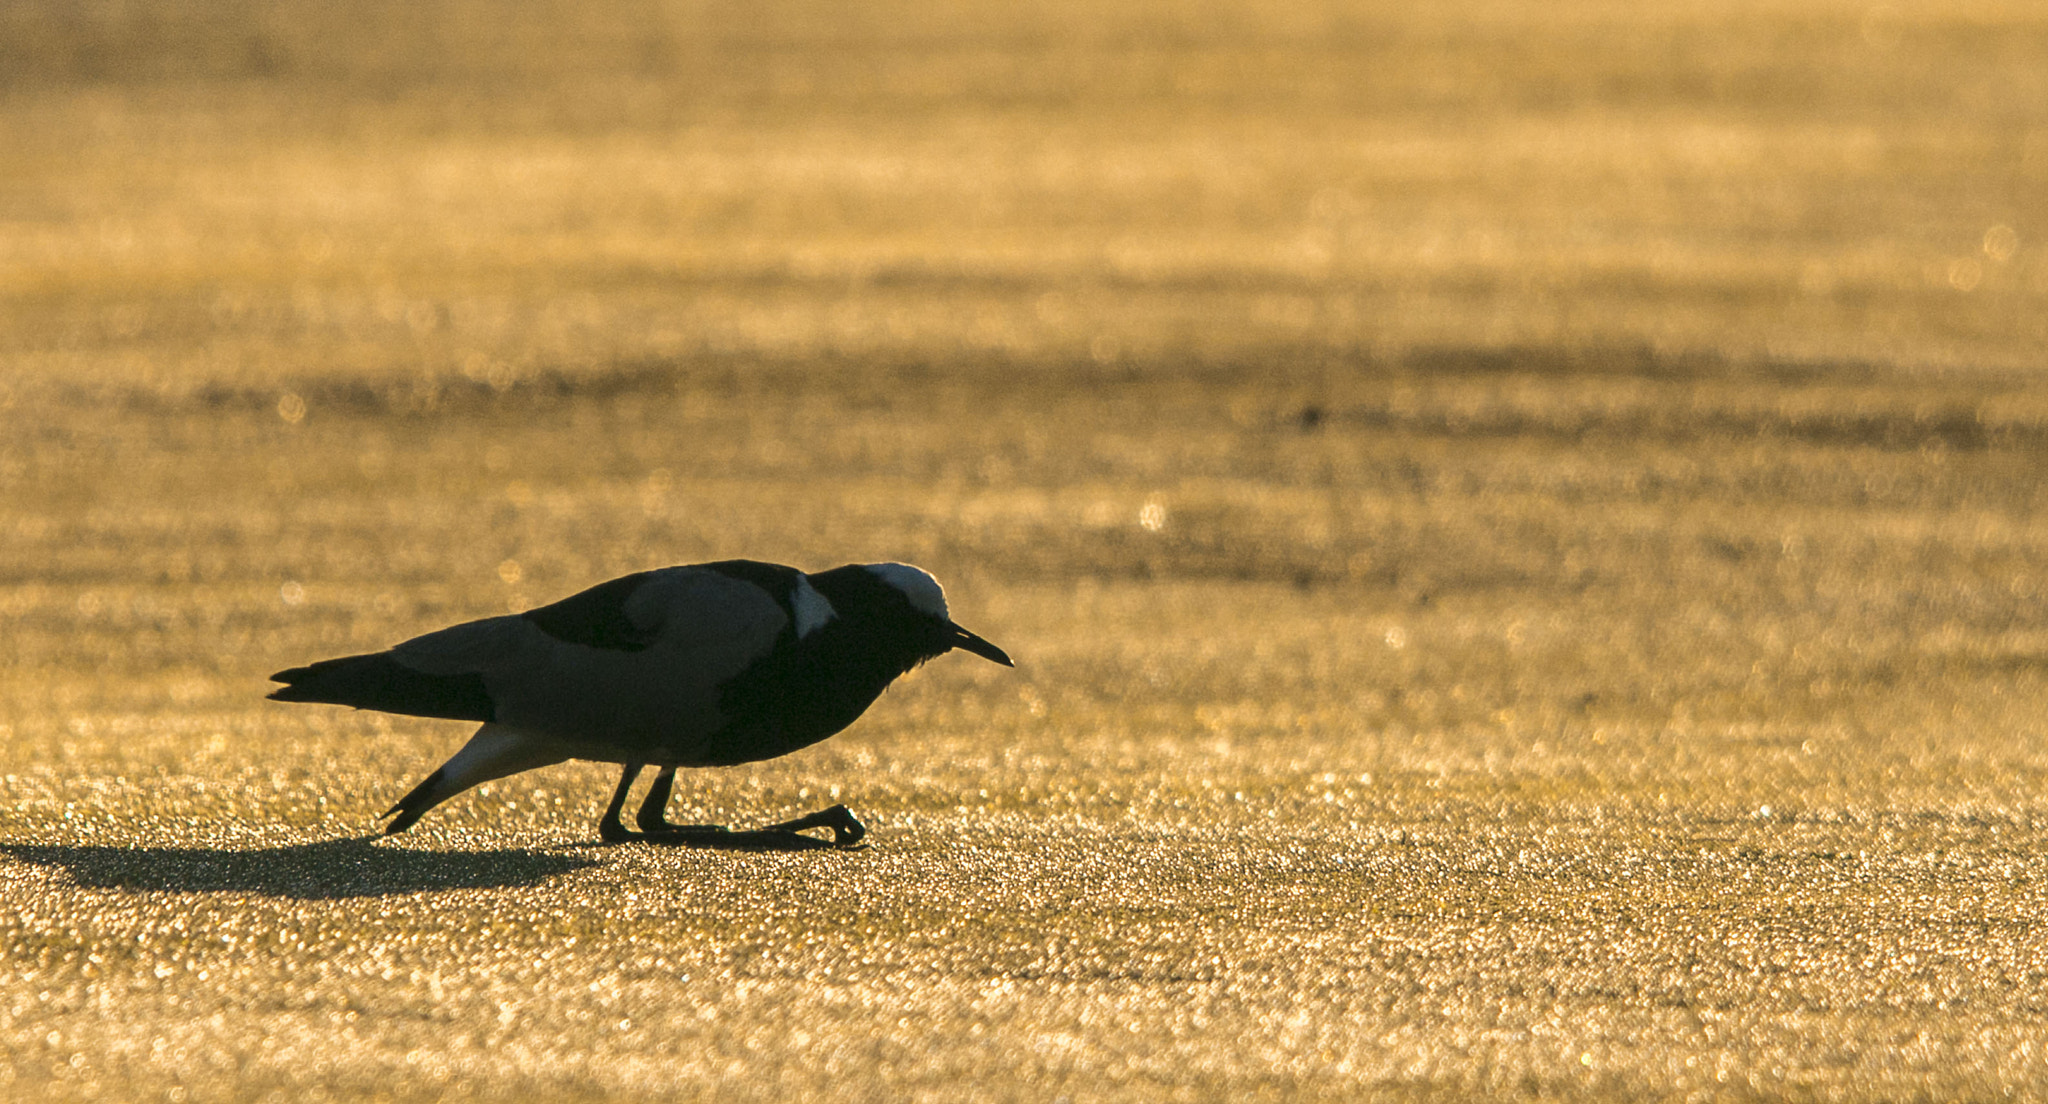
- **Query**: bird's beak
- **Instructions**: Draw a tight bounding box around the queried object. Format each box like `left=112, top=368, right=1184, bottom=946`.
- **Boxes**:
left=947, top=622, right=1014, bottom=667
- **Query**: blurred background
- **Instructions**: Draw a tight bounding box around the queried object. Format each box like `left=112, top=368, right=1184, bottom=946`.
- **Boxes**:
left=5, top=1, right=2048, bottom=1100
left=4, top=0, right=2042, bottom=395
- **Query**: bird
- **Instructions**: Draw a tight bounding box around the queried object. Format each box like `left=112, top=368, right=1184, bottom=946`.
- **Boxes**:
left=266, top=560, right=1013, bottom=845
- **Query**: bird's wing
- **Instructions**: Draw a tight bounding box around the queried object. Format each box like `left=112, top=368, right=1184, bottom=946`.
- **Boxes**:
left=613, top=566, right=794, bottom=660
left=384, top=615, right=531, bottom=675
left=517, top=570, right=661, bottom=651
left=390, top=566, right=795, bottom=753
left=387, top=567, right=754, bottom=670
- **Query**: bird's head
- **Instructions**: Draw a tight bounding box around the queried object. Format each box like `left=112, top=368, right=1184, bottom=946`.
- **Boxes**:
left=861, top=562, right=1014, bottom=667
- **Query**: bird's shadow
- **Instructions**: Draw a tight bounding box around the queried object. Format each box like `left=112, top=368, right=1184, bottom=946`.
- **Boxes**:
left=1, top=826, right=857, bottom=899
left=0, top=836, right=601, bottom=900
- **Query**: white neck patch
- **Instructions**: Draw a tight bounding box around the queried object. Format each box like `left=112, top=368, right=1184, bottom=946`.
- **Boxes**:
left=791, top=575, right=838, bottom=638
left=864, top=562, right=948, bottom=619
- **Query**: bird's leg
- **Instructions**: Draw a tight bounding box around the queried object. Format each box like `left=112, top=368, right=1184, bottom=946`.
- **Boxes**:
left=385, top=724, right=569, bottom=835
left=635, top=765, right=677, bottom=832
left=635, top=766, right=729, bottom=836
left=761, top=803, right=866, bottom=847
left=598, top=763, right=644, bottom=843
left=609, top=765, right=859, bottom=849
left=634, top=766, right=675, bottom=835
left=600, top=763, right=729, bottom=842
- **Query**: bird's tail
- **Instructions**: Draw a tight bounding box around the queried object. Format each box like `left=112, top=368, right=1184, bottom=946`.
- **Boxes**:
left=268, top=652, right=495, bottom=722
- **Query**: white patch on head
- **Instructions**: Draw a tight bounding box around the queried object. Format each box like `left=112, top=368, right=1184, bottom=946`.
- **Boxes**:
left=791, top=575, right=838, bottom=638
left=864, top=562, right=949, bottom=619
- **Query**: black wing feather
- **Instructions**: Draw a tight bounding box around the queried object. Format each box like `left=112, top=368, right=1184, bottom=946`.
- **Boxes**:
left=519, top=571, right=657, bottom=651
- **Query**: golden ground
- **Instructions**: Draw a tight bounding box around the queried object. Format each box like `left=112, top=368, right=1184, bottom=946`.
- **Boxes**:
left=3, top=0, right=2048, bottom=1100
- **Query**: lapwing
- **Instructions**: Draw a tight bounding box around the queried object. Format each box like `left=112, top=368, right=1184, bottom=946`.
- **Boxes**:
left=268, top=560, right=1013, bottom=846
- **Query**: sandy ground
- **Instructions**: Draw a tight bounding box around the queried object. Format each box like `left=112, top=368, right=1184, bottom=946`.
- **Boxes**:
left=3, top=0, right=2048, bottom=1100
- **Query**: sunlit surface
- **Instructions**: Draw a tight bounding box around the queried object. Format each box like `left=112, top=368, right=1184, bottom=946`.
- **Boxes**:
left=4, top=0, right=2047, bottom=1099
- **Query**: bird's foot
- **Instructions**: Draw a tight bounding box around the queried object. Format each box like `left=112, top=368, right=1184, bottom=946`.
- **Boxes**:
left=635, top=823, right=734, bottom=844
left=762, top=804, right=866, bottom=847
left=639, top=810, right=729, bottom=836
left=603, top=806, right=865, bottom=849
left=602, top=814, right=731, bottom=845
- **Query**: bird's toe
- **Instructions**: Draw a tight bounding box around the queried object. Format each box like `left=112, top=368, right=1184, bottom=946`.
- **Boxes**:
left=636, top=824, right=734, bottom=845
left=764, top=804, right=866, bottom=847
